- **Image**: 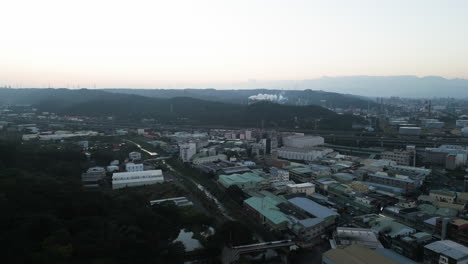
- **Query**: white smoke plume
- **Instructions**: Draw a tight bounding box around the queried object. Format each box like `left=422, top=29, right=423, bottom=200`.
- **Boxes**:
left=248, top=93, right=287, bottom=102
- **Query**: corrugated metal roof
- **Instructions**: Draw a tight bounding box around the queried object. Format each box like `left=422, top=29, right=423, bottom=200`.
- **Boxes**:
left=425, top=240, right=468, bottom=260
left=288, top=197, right=338, bottom=219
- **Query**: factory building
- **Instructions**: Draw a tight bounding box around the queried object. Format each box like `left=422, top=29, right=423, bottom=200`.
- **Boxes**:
left=282, top=135, right=324, bottom=148
left=112, top=170, right=164, bottom=189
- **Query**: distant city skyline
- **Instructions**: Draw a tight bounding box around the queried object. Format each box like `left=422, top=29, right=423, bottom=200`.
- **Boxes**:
left=1, top=0, right=467, bottom=88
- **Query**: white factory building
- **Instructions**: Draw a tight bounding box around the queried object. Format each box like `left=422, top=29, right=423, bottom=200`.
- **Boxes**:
left=282, top=135, right=324, bottom=148
left=112, top=170, right=164, bottom=189
left=277, top=147, right=333, bottom=162
left=179, top=142, right=197, bottom=162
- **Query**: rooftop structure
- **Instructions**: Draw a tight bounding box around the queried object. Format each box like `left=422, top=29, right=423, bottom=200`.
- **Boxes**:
left=331, top=227, right=383, bottom=249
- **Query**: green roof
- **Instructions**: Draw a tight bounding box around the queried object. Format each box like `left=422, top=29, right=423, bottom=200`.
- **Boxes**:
left=218, top=172, right=265, bottom=187
left=371, top=220, right=414, bottom=237
left=244, top=196, right=291, bottom=225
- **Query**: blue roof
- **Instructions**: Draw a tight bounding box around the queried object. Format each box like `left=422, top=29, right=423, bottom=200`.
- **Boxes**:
left=288, top=197, right=339, bottom=218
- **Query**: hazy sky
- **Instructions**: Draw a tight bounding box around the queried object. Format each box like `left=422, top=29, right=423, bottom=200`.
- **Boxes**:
left=1, top=0, right=467, bottom=88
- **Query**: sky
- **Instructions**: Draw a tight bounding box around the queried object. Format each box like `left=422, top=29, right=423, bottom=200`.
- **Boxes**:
left=0, top=0, right=467, bottom=88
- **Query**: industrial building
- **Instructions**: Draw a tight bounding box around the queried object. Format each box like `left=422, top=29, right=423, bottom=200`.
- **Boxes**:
left=424, top=240, right=468, bottom=264
left=218, top=172, right=265, bottom=189
left=277, top=147, right=333, bottom=162
left=282, top=135, right=324, bottom=148
left=112, top=170, right=164, bottom=189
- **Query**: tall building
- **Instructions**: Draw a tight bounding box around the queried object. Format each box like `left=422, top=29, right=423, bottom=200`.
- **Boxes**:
left=179, top=142, right=196, bottom=162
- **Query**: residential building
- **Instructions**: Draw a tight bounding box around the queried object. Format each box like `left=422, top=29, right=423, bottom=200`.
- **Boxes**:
left=270, top=167, right=290, bottom=182
left=287, top=183, right=315, bottom=196
left=179, top=142, right=196, bottom=162
left=112, top=170, right=164, bottom=189
left=381, top=150, right=412, bottom=166
left=430, top=190, right=457, bottom=203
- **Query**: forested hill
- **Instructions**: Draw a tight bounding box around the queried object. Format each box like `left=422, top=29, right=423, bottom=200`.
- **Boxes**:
left=102, top=88, right=375, bottom=109
left=0, top=88, right=365, bottom=129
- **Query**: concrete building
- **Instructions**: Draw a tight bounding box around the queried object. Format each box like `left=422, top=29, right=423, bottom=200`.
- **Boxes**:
left=125, top=162, right=144, bottom=172
left=330, top=227, right=383, bottom=249
left=381, top=150, right=412, bottom=166
left=399, top=127, right=421, bottom=135
left=129, top=151, right=142, bottom=161
left=270, top=167, right=290, bottom=182
left=287, top=197, right=339, bottom=240
left=112, top=170, right=164, bottom=189
left=179, top=142, right=197, bottom=162
left=424, top=240, right=468, bottom=264
left=367, top=173, right=419, bottom=193
left=245, top=130, right=252, bottom=140
left=277, top=147, right=333, bottom=162
left=192, top=154, right=227, bottom=165
left=282, top=135, right=324, bottom=148
left=430, top=190, right=457, bottom=203
left=287, top=183, right=315, bottom=196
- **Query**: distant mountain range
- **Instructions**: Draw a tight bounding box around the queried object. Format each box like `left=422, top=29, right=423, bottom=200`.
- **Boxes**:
left=110, top=76, right=467, bottom=98
left=0, top=88, right=364, bottom=130
left=102, top=88, right=375, bottom=109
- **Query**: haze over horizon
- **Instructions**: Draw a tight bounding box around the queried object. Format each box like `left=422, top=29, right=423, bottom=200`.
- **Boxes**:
left=1, top=0, right=467, bottom=90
